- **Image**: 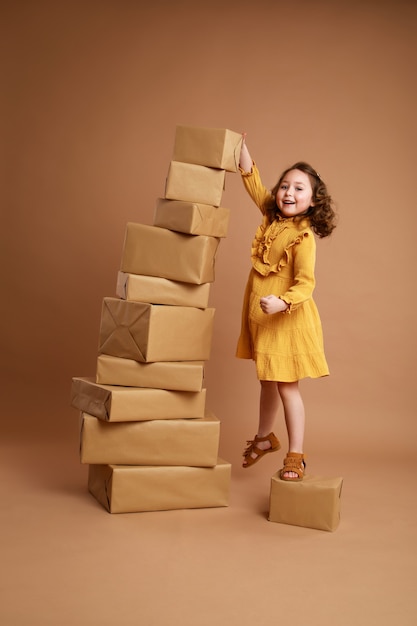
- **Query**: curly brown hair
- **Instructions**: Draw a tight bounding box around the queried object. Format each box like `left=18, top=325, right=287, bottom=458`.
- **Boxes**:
left=265, top=162, right=337, bottom=238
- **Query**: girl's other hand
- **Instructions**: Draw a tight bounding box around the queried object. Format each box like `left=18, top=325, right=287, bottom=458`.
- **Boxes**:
left=260, top=295, right=289, bottom=314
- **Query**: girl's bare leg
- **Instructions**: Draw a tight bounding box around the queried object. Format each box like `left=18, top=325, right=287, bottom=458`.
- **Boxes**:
left=278, top=381, right=305, bottom=478
left=258, top=380, right=280, bottom=436
left=243, top=381, right=280, bottom=465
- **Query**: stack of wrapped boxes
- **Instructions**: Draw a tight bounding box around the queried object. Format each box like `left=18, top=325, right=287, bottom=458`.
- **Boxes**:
left=71, top=125, right=242, bottom=514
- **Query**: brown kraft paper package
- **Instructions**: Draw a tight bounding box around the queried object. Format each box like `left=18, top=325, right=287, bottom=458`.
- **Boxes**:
left=154, top=198, right=230, bottom=238
left=88, top=460, right=231, bottom=513
left=268, top=474, right=343, bottom=532
left=120, top=223, right=219, bottom=284
left=172, top=125, right=243, bottom=172
left=71, top=377, right=207, bottom=422
left=98, top=298, right=215, bottom=363
left=79, top=412, right=220, bottom=466
left=116, top=271, right=211, bottom=308
left=96, top=355, right=205, bottom=392
left=165, top=161, right=225, bottom=207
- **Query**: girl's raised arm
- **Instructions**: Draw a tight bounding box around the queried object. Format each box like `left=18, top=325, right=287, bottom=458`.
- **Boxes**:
left=239, top=133, right=253, bottom=173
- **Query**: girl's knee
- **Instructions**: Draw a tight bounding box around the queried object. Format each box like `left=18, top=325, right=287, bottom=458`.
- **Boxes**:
left=277, top=381, right=300, bottom=397
left=260, top=380, right=276, bottom=387
left=260, top=380, right=280, bottom=393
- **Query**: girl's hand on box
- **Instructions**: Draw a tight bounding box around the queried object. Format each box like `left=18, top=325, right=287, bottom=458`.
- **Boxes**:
left=260, top=295, right=289, bottom=314
left=239, top=132, right=253, bottom=172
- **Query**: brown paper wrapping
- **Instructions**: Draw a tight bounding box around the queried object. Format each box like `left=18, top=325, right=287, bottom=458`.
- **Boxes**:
left=80, top=412, right=220, bottom=466
left=96, top=355, right=204, bottom=392
left=120, top=222, right=219, bottom=284
left=88, top=459, right=231, bottom=513
left=154, top=198, right=230, bottom=238
left=172, top=125, right=242, bottom=172
left=116, top=271, right=211, bottom=308
left=98, top=298, right=215, bottom=362
left=71, top=377, right=206, bottom=422
left=268, top=474, right=343, bottom=532
left=165, top=161, right=225, bottom=207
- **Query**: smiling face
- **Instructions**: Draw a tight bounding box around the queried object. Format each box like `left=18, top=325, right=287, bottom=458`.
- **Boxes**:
left=275, top=169, right=314, bottom=218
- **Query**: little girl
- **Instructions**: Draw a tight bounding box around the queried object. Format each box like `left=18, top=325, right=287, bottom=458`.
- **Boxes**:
left=237, top=135, right=336, bottom=480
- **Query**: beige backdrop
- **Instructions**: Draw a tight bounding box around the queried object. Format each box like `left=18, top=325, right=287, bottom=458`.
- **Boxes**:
left=2, top=0, right=416, bottom=463
left=2, top=2, right=417, bottom=625
left=2, top=0, right=417, bottom=464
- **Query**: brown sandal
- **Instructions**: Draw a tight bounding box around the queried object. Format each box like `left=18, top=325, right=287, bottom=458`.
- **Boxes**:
left=242, top=432, right=281, bottom=468
left=279, top=452, right=306, bottom=481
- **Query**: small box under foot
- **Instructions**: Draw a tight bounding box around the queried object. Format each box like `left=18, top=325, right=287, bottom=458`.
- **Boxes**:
left=269, top=474, right=343, bottom=532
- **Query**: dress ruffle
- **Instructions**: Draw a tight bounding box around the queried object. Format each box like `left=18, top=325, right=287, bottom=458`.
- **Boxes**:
left=251, top=217, right=310, bottom=277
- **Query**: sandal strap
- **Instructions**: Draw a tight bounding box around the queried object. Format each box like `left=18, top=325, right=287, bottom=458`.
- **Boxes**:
left=244, top=431, right=279, bottom=454
left=243, top=441, right=263, bottom=456
left=280, top=453, right=306, bottom=478
left=243, top=445, right=263, bottom=457
left=283, top=454, right=305, bottom=465
left=254, top=433, right=272, bottom=442
left=283, top=452, right=305, bottom=461
left=255, top=432, right=280, bottom=448
left=242, top=432, right=281, bottom=468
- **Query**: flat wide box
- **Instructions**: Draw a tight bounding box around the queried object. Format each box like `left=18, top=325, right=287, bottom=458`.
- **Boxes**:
left=120, top=222, right=219, bottom=284
left=96, top=355, right=204, bottom=392
left=165, top=161, right=225, bottom=207
left=116, top=271, right=210, bottom=308
left=154, top=198, right=230, bottom=238
left=88, top=459, right=231, bottom=513
left=269, top=474, right=343, bottom=532
left=172, top=125, right=242, bottom=172
left=98, top=298, right=215, bottom=362
left=80, top=412, right=220, bottom=466
left=71, top=377, right=206, bottom=422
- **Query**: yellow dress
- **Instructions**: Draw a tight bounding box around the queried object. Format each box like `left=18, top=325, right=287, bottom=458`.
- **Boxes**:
left=236, top=163, right=329, bottom=382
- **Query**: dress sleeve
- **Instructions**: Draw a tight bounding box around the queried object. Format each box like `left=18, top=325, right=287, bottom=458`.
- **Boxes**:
left=280, top=232, right=316, bottom=312
left=239, top=162, right=272, bottom=215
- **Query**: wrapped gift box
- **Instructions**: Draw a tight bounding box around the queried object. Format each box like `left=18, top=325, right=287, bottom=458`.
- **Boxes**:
left=172, top=125, right=242, bottom=172
left=116, top=271, right=210, bottom=308
left=154, top=198, right=230, bottom=238
left=269, top=474, right=343, bottom=532
left=88, top=459, right=231, bottom=513
left=96, top=355, right=204, bottom=392
left=98, top=298, right=215, bottom=362
left=120, top=223, right=219, bottom=284
left=165, top=161, right=225, bottom=207
left=79, top=411, right=220, bottom=466
left=71, top=377, right=206, bottom=422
